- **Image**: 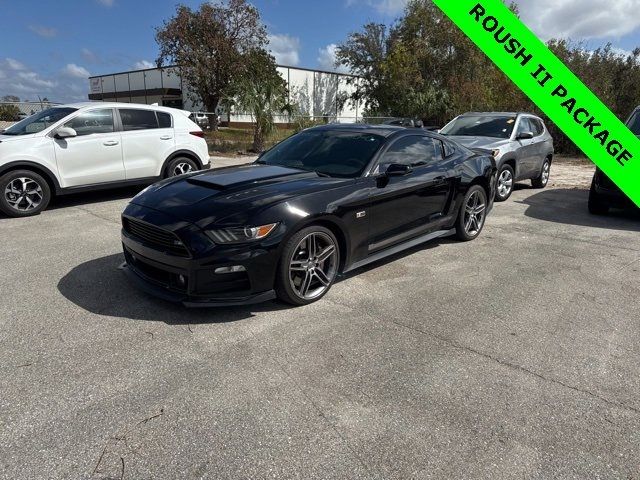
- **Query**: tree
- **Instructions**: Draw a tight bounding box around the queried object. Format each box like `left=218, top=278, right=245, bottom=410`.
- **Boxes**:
left=156, top=0, right=267, bottom=127
left=0, top=104, right=20, bottom=121
left=230, top=50, right=291, bottom=152
left=1, top=95, right=20, bottom=102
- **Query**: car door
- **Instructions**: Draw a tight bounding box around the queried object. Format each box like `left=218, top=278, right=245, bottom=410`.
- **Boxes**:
left=367, top=135, right=453, bottom=252
left=52, top=108, right=125, bottom=188
left=118, top=108, right=175, bottom=179
left=513, top=117, right=538, bottom=179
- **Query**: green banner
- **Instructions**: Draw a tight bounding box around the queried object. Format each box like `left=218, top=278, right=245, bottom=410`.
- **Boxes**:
left=432, top=0, right=640, bottom=207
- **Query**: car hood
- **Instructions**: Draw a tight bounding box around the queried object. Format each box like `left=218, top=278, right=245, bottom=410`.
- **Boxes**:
left=445, top=136, right=511, bottom=150
left=130, top=163, right=349, bottom=228
left=0, top=133, right=39, bottom=143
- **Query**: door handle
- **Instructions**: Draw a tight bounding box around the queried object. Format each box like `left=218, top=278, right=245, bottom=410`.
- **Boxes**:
left=160, top=135, right=173, bottom=140
left=103, top=140, right=119, bottom=146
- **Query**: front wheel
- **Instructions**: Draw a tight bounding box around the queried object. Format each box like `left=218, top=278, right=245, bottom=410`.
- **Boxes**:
left=495, top=164, right=515, bottom=201
left=532, top=158, right=551, bottom=188
left=0, top=170, right=51, bottom=217
left=588, top=177, right=609, bottom=215
left=456, top=185, right=488, bottom=241
left=275, top=226, right=340, bottom=306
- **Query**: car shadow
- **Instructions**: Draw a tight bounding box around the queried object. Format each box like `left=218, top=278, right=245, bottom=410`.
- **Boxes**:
left=517, top=188, right=640, bottom=231
left=58, top=238, right=451, bottom=323
left=57, top=253, right=290, bottom=324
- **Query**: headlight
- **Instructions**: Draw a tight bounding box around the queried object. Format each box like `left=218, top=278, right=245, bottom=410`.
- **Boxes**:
left=206, top=223, right=278, bottom=244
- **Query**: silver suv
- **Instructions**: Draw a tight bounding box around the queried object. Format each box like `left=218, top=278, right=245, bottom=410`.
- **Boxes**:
left=440, top=112, right=554, bottom=201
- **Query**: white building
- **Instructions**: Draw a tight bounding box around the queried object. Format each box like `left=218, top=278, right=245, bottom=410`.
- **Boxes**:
left=88, top=64, right=364, bottom=124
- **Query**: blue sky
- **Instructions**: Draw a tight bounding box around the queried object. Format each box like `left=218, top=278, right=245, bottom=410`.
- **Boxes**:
left=2, top=0, right=640, bottom=103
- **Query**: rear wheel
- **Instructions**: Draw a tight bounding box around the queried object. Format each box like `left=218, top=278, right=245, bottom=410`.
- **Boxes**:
left=166, top=157, right=198, bottom=178
left=275, top=226, right=340, bottom=306
left=495, top=164, right=514, bottom=201
left=0, top=170, right=51, bottom=217
left=532, top=158, right=551, bottom=188
left=588, top=177, right=609, bottom=215
left=456, top=185, right=488, bottom=241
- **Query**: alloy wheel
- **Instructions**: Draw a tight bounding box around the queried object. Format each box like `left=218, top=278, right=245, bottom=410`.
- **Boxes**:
left=497, top=169, right=513, bottom=198
left=289, top=232, right=338, bottom=300
left=464, top=190, right=487, bottom=236
left=172, top=162, right=194, bottom=176
left=4, top=177, right=44, bottom=212
left=541, top=161, right=550, bottom=185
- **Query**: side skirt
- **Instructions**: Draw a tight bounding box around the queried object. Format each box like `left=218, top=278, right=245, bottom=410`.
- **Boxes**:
left=56, top=177, right=161, bottom=196
left=343, top=228, right=455, bottom=273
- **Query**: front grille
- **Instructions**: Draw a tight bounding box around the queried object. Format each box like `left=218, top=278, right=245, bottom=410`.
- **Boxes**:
left=123, top=217, right=190, bottom=257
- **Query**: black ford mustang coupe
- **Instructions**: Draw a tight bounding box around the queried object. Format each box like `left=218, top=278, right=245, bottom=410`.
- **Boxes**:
left=121, top=125, right=496, bottom=306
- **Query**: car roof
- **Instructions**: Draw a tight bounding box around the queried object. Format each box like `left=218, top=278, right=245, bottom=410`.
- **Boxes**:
left=56, top=101, right=186, bottom=115
left=306, top=123, right=406, bottom=137
left=460, top=111, right=539, bottom=119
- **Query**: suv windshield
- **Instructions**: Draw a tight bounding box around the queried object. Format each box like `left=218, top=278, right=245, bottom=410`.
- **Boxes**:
left=2, top=107, right=77, bottom=136
left=626, top=109, right=640, bottom=135
left=440, top=115, right=517, bottom=139
left=258, top=130, right=385, bottom=178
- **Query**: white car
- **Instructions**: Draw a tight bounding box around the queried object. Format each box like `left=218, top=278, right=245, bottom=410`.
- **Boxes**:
left=0, top=102, right=211, bottom=217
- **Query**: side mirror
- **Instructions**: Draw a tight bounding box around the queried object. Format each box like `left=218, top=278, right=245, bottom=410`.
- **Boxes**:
left=383, top=163, right=413, bottom=177
left=414, top=120, right=424, bottom=128
left=55, top=127, right=77, bottom=139
left=517, top=131, right=534, bottom=140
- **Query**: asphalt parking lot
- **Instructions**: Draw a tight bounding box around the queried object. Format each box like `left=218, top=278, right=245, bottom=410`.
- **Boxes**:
left=1, top=158, right=639, bottom=479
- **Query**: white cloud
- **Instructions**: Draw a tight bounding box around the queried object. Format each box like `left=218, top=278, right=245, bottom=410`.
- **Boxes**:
left=346, top=0, right=408, bottom=16
left=267, top=34, right=301, bottom=66
left=6, top=58, right=26, bottom=71
left=28, top=25, right=57, bottom=38
left=81, top=48, right=99, bottom=64
left=317, top=44, right=350, bottom=73
left=133, top=60, right=155, bottom=69
left=96, top=0, right=114, bottom=6
left=517, top=0, right=640, bottom=40
left=63, top=64, right=91, bottom=79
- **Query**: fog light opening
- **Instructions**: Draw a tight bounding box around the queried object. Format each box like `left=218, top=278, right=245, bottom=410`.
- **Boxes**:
left=215, top=266, right=246, bottom=274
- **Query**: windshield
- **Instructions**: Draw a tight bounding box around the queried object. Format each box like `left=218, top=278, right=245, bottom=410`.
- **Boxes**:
left=258, top=130, right=385, bottom=178
left=440, top=115, right=516, bottom=139
left=2, top=108, right=77, bottom=136
left=626, top=109, right=640, bottom=135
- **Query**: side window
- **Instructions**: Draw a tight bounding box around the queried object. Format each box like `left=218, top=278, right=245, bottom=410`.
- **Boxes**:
left=381, top=136, right=441, bottom=167
left=532, top=119, right=544, bottom=136
left=157, top=112, right=172, bottom=128
left=64, top=109, right=114, bottom=136
left=441, top=140, right=455, bottom=157
left=516, top=117, right=533, bottom=135
left=119, top=109, right=159, bottom=131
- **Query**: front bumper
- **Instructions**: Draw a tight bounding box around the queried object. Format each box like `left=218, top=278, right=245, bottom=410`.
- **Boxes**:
left=121, top=206, right=280, bottom=307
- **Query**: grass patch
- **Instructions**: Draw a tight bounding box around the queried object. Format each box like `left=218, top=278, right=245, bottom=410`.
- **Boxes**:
left=206, top=127, right=296, bottom=156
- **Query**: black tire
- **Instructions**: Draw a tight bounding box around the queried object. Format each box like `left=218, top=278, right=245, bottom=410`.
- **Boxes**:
left=275, top=225, right=340, bottom=306
left=165, top=157, right=199, bottom=178
left=588, top=177, right=609, bottom=215
left=0, top=170, right=51, bottom=217
left=455, top=185, right=488, bottom=241
left=532, top=158, right=551, bottom=188
left=495, top=164, right=515, bottom=202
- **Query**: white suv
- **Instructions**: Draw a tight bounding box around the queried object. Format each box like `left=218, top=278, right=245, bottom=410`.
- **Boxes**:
left=0, top=102, right=211, bottom=217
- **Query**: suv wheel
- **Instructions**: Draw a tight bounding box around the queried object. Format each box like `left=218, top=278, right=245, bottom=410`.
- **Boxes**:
left=495, top=164, right=515, bottom=202
left=0, top=170, right=51, bottom=217
left=166, top=157, right=198, bottom=177
left=532, top=158, right=551, bottom=188
left=275, top=226, right=340, bottom=306
left=456, top=185, right=488, bottom=241
left=588, top=177, right=609, bottom=215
